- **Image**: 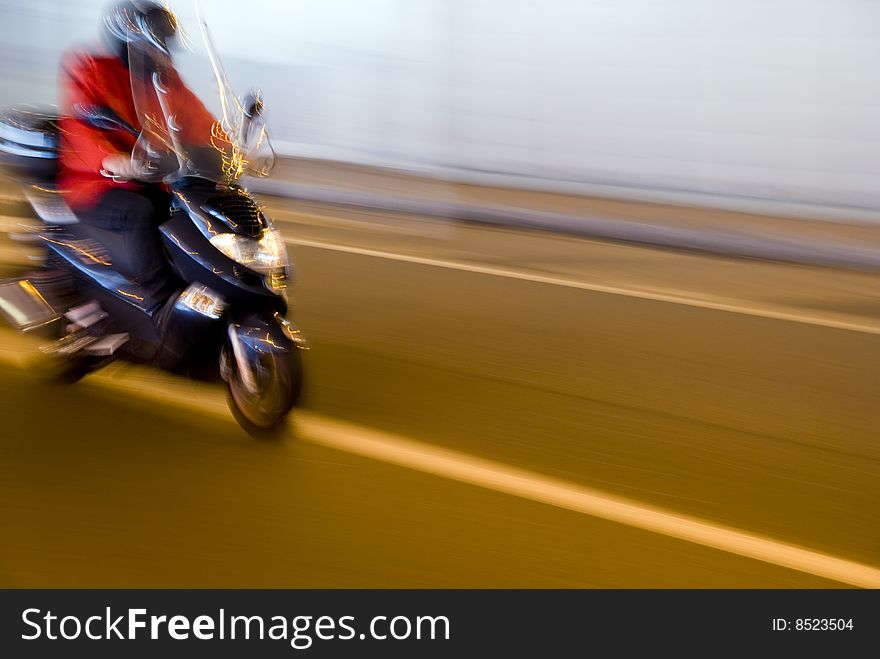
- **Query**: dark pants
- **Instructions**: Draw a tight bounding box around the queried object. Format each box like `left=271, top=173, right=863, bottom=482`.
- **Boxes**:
left=74, top=186, right=178, bottom=311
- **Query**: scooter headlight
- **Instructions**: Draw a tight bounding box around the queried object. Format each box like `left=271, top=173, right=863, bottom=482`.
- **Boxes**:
left=210, top=229, right=289, bottom=292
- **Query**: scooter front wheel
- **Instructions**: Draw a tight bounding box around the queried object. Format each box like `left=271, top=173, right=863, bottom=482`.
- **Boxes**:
left=226, top=347, right=302, bottom=437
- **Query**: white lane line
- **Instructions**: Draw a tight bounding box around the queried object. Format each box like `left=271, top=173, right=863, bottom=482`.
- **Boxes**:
left=2, top=207, right=876, bottom=335
left=285, top=237, right=880, bottom=336
left=1, top=340, right=877, bottom=588
left=299, top=415, right=880, bottom=589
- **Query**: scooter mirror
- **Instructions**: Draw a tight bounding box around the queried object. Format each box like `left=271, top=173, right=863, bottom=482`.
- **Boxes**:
left=238, top=89, right=267, bottom=164
left=243, top=90, right=264, bottom=119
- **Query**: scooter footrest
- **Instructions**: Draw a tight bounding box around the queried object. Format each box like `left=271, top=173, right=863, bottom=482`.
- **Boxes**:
left=65, top=301, right=103, bottom=325
left=65, top=310, right=108, bottom=332
left=41, top=333, right=98, bottom=356
left=83, top=333, right=129, bottom=356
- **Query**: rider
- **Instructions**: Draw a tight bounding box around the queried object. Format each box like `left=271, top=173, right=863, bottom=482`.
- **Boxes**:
left=58, top=1, right=222, bottom=323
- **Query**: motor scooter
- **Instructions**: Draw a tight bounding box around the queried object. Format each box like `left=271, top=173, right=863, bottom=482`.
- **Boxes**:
left=0, top=30, right=306, bottom=436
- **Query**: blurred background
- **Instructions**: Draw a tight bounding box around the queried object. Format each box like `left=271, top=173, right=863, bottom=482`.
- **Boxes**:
left=2, top=0, right=880, bottom=213
left=0, top=0, right=878, bottom=588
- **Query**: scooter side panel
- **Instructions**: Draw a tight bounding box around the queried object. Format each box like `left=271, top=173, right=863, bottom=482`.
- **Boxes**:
left=40, top=231, right=161, bottom=355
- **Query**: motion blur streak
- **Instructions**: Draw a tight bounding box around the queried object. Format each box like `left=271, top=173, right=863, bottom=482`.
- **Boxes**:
left=1, top=0, right=878, bottom=591
left=0, top=336, right=877, bottom=589
left=284, top=237, right=880, bottom=336
left=298, top=417, right=880, bottom=590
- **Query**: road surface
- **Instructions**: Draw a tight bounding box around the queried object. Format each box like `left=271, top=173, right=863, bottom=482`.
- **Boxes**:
left=0, top=194, right=878, bottom=587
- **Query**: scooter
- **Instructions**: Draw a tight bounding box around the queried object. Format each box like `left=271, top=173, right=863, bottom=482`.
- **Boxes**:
left=0, top=38, right=307, bottom=436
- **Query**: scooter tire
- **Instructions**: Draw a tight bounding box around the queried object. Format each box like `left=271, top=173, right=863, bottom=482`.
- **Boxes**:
left=226, top=347, right=303, bottom=438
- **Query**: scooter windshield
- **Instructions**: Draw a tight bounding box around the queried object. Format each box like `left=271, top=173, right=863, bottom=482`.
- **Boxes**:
left=126, top=17, right=274, bottom=184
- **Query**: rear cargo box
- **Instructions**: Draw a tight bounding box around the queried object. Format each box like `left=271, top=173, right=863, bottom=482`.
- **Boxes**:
left=0, top=105, right=60, bottom=182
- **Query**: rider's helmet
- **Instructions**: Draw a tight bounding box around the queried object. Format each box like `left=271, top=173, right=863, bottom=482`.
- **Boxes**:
left=102, top=1, right=179, bottom=61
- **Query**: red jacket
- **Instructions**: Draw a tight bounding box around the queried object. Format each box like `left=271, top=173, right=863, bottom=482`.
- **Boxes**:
left=58, top=51, right=221, bottom=211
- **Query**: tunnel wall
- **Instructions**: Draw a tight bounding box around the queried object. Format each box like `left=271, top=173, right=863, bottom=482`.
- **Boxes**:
left=2, top=0, right=878, bottom=217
